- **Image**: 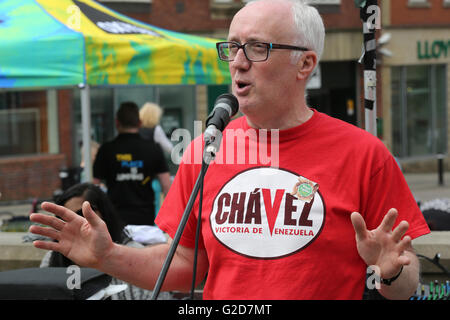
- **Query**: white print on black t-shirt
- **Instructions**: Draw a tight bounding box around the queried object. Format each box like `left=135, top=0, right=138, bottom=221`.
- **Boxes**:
left=115, top=154, right=144, bottom=182
left=210, top=167, right=325, bottom=259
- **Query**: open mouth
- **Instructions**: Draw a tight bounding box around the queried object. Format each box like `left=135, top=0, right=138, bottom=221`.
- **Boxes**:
left=237, top=81, right=250, bottom=89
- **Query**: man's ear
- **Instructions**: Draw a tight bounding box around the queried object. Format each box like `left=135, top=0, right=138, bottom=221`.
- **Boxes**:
left=296, top=51, right=318, bottom=81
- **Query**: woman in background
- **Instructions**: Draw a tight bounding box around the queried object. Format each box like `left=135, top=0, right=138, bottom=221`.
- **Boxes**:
left=139, top=102, right=174, bottom=216
left=39, top=183, right=172, bottom=300
left=139, top=102, right=174, bottom=155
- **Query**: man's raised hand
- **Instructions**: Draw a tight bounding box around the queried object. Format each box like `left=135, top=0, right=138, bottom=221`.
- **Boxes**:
left=351, top=208, right=412, bottom=280
left=29, top=201, right=114, bottom=269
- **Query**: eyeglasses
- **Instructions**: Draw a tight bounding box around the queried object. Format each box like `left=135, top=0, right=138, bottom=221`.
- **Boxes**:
left=216, top=41, right=310, bottom=62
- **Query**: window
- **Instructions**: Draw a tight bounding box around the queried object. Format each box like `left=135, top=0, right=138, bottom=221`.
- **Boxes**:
left=0, top=108, right=40, bottom=156
left=175, top=1, right=185, bottom=13
left=408, top=0, right=431, bottom=8
left=98, top=0, right=152, bottom=14
left=307, top=0, right=340, bottom=4
left=306, top=0, right=341, bottom=13
left=72, top=85, right=196, bottom=174
left=392, top=65, right=447, bottom=159
left=0, top=90, right=54, bottom=157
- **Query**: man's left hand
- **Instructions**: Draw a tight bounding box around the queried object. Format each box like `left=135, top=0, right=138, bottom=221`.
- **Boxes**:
left=351, top=208, right=412, bottom=279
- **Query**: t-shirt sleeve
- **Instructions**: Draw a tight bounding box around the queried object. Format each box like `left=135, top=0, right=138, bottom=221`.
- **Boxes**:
left=362, top=153, right=430, bottom=240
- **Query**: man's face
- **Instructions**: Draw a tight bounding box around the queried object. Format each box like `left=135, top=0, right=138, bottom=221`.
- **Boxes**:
left=227, top=1, right=299, bottom=125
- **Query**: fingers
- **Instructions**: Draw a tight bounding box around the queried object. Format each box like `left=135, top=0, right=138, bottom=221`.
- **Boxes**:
left=30, top=213, right=65, bottom=231
left=29, top=225, right=60, bottom=241
left=32, top=239, right=61, bottom=252
left=381, top=208, right=410, bottom=243
left=397, top=243, right=412, bottom=266
left=397, top=235, right=412, bottom=253
left=40, top=202, right=78, bottom=223
left=391, top=220, right=409, bottom=242
left=30, top=201, right=103, bottom=240
left=82, top=201, right=102, bottom=227
left=397, top=255, right=411, bottom=267
left=351, top=212, right=368, bottom=241
left=380, top=208, right=398, bottom=233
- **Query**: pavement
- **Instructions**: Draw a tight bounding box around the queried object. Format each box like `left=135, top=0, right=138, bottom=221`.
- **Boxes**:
left=0, top=172, right=449, bottom=220
left=403, top=172, right=450, bottom=203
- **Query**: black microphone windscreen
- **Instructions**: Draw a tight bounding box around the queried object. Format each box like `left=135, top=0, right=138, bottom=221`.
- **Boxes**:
left=215, top=93, right=239, bottom=117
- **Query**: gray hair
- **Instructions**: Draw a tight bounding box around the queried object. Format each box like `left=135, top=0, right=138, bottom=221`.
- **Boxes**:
left=245, top=0, right=325, bottom=64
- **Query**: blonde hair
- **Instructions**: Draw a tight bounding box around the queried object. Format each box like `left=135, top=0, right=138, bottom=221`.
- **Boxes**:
left=140, top=102, right=163, bottom=128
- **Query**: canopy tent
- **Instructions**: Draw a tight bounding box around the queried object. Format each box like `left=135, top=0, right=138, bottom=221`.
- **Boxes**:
left=0, top=0, right=231, bottom=179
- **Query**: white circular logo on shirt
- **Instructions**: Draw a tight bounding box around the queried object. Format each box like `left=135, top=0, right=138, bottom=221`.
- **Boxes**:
left=209, top=167, right=326, bottom=259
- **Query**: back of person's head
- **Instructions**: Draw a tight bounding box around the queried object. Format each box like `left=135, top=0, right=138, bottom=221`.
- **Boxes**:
left=49, top=183, right=124, bottom=267
left=245, top=0, right=325, bottom=63
left=140, top=102, right=163, bottom=129
left=116, top=101, right=140, bottom=129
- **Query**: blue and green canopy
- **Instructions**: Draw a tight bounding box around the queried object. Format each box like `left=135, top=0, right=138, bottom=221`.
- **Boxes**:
left=0, top=0, right=232, bottom=180
left=0, top=0, right=231, bottom=88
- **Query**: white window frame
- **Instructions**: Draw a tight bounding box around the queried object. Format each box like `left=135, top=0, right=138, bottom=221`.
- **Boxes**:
left=306, top=0, right=341, bottom=5
left=407, top=0, right=431, bottom=8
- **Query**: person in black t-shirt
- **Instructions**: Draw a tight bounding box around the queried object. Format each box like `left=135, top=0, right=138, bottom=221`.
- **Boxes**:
left=93, top=101, right=171, bottom=226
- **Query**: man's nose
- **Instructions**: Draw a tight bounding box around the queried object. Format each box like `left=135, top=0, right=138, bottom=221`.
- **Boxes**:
left=231, top=47, right=251, bottom=69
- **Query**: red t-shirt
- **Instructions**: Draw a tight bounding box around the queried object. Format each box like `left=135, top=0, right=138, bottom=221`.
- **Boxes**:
left=155, top=110, right=429, bottom=300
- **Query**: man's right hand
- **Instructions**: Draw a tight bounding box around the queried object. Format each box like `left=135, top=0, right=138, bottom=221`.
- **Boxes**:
left=29, top=201, right=114, bottom=269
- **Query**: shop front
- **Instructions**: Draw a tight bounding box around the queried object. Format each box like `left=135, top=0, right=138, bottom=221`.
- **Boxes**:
left=307, top=30, right=363, bottom=127
left=382, top=28, right=449, bottom=170
left=71, top=84, right=201, bottom=176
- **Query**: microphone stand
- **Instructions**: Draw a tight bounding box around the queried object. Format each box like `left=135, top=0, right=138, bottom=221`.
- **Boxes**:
left=150, top=142, right=216, bottom=300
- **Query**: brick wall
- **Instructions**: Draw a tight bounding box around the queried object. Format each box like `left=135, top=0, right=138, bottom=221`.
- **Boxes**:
left=58, top=89, right=74, bottom=168
left=391, top=0, right=450, bottom=27
left=0, top=154, right=66, bottom=202
left=0, top=88, right=73, bottom=203
left=146, top=0, right=230, bottom=33
left=319, top=1, right=362, bottom=30
left=139, top=0, right=364, bottom=33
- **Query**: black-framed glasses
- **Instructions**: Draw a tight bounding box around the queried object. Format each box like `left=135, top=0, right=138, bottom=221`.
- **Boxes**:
left=216, top=41, right=310, bottom=62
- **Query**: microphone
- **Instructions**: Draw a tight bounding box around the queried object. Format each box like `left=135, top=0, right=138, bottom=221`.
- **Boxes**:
left=203, top=93, right=239, bottom=163
left=206, top=93, right=239, bottom=132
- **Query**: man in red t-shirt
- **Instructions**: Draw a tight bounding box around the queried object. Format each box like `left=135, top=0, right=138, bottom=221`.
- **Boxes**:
left=30, top=0, right=429, bottom=300
left=154, top=111, right=429, bottom=299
